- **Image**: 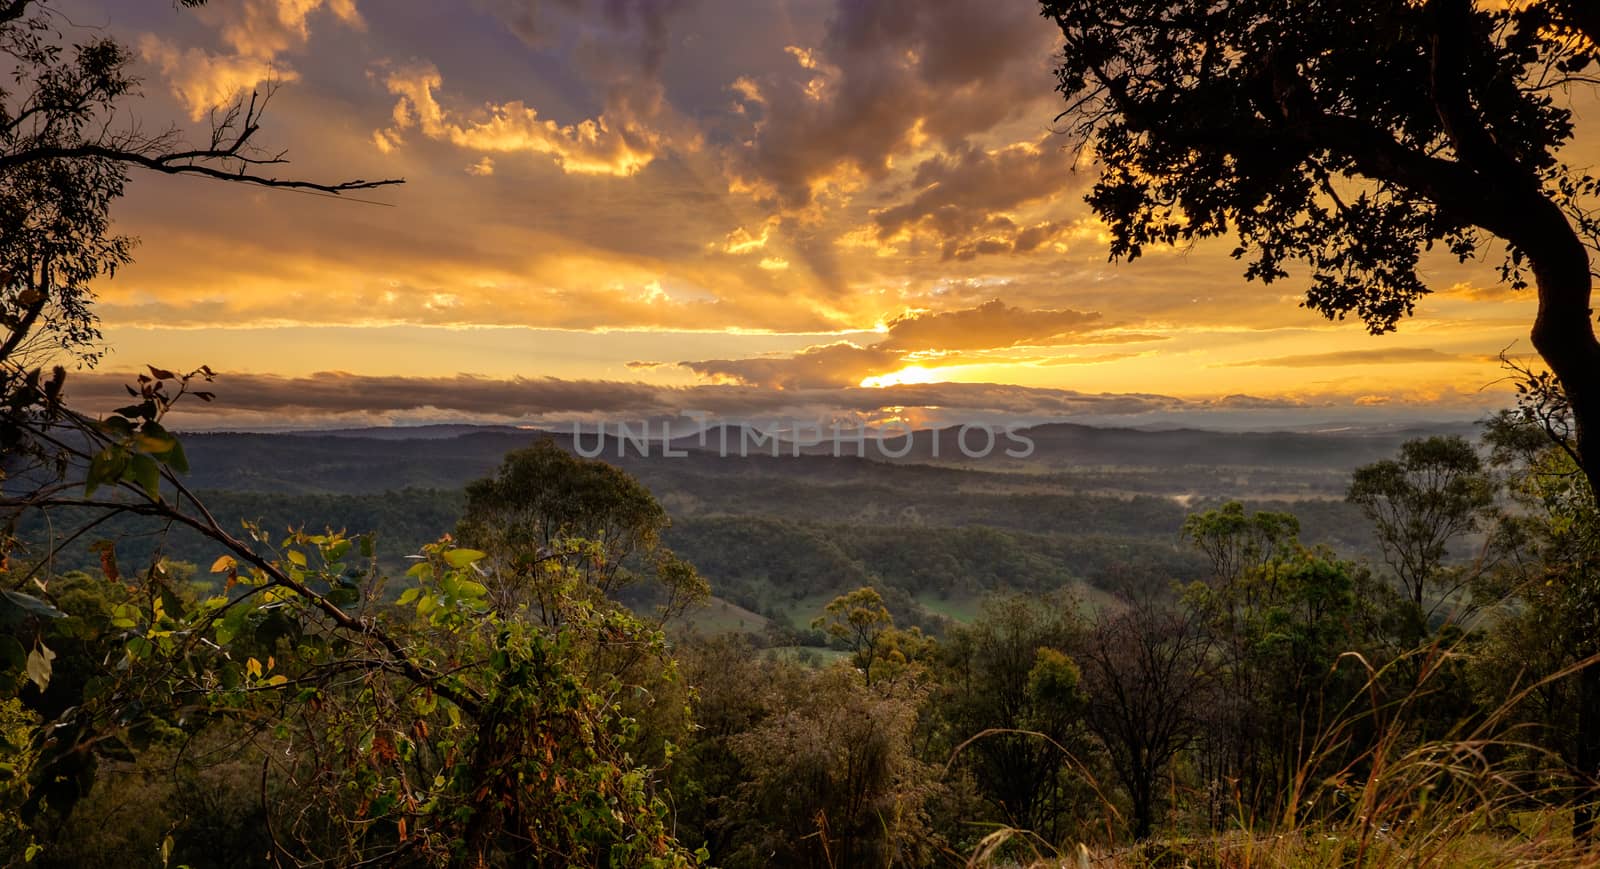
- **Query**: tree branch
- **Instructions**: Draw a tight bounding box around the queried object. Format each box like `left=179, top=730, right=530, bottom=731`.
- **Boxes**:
left=1424, top=0, right=1538, bottom=189
left=0, top=142, right=403, bottom=194
left=0, top=0, right=34, bottom=25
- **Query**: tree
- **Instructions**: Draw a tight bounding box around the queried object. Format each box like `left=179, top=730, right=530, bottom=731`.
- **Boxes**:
left=934, top=593, right=1096, bottom=845
left=1040, top=0, right=1600, bottom=502
left=455, top=439, right=707, bottom=624
left=1347, top=435, right=1496, bottom=619
left=813, top=587, right=896, bottom=686
left=0, top=0, right=400, bottom=500
left=1182, top=544, right=1383, bottom=826
left=1182, top=501, right=1300, bottom=588
left=723, top=664, right=939, bottom=869
left=1479, top=406, right=1600, bottom=837
left=1077, top=597, right=1212, bottom=840
left=0, top=472, right=703, bottom=865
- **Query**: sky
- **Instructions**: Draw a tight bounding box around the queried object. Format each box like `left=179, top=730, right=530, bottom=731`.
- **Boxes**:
left=52, top=0, right=1590, bottom=431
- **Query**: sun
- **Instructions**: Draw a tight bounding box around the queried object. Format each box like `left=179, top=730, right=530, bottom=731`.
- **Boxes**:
left=859, top=365, right=942, bottom=388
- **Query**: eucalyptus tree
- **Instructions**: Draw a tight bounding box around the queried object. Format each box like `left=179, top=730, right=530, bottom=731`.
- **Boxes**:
left=1040, top=0, right=1600, bottom=498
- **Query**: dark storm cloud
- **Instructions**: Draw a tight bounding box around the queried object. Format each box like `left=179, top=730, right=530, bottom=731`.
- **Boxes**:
left=872, top=136, right=1083, bottom=260
left=724, top=0, right=1057, bottom=207
left=679, top=342, right=901, bottom=389
left=64, top=369, right=1186, bottom=422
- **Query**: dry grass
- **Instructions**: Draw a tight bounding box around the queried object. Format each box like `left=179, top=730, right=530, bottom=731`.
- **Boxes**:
left=967, top=824, right=1600, bottom=868
left=964, top=636, right=1600, bottom=869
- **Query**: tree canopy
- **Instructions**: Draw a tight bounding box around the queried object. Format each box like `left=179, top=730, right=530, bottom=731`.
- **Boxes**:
left=1041, top=0, right=1600, bottom=492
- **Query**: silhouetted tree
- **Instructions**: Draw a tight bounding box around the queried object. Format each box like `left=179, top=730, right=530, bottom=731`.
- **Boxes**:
left=1077, top=597, right=1212, bottom=839
left=0, top=0, right=402, bottom=550
left=1040, top=0, right=1600, bottom=502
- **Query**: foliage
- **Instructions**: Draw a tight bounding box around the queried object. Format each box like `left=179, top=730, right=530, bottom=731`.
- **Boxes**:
left=1347, top=435, right=1497, bottom=617
left=0, top=362, right=703, bottom=866
left=1181, top=502, right=1299, bottom=588
left=456, top=439, right=708, bottom=624
left=1182, top=542, right=1386, bottom=828
left=722, top=663, right=940, bottom=869
left=1077, top=597, right=1213, bottom=840
left=813, top=586, right=896, bottom=683
left=0, top=698, right=38, bottom=863
left=1039, top=0, right=1594, bottom=328
left=1478, top=407, right=1600, bottom=837
left=933, top=593, right=1100, bottom=847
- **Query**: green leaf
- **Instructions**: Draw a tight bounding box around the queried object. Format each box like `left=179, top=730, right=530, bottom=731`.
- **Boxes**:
left=99, top=415, right=133, bottom=438
left=443, top=549, right=487, bottom=568
left=397, top=588, right=420, bottom=606
left=161, top=438, right=189, bottom=474
left=286, top=550, right=307, bottom=567
left=85, top=446, right=127, bottom=497
left=215, top=604, right=250, bottom=648
left=110, top=603, right=140, bottom=629
left=129, top=453, right=161, bottom=501
left=134, top=421, right=177, bottom=454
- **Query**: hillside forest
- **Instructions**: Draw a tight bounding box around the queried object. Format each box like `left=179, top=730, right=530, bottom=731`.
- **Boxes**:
left=7, top=0, right=1600, bottom=866
left=3, top=404, right=1600, bottom=867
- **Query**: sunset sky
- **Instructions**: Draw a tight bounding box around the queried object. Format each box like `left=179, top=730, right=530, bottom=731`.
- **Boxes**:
left=59, top=0, right=1585, bottom=430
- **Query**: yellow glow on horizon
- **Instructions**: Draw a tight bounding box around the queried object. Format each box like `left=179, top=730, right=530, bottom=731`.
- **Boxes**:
left=860, top=365, right=944, bottom=388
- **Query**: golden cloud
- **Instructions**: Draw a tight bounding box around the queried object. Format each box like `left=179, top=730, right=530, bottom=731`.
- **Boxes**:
left=678, top=300, right=1132, bottom=388
left=376, top=64, right=660, bottom=177
left=722, top=0, right=1057, bottom=207
left=138, top=37, right=296, bottom=121
left=139, top=0, right=362, bottom=120
left=681, top=341, right=900, bottom=389
left=870, top=136, right=1083, bottom=260
left=877, top=299, right=1104, bottom=352
left=1224, top=348, right=1478, bottom=367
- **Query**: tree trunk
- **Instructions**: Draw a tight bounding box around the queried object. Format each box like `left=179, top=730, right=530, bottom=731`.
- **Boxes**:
left=1132, top=788, right=1153, bottom=840
left=1526, top=198, right=1600, bottom=842
left=1526, top=200, right=1600, bottom=500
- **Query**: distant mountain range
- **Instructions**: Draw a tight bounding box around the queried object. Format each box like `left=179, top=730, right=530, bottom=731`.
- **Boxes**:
left=172, top=419, right=1480, bottom=496
left=21, top=420, right=1433, bottom=629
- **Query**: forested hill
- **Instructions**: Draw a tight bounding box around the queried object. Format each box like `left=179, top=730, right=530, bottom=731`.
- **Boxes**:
left=173, top=420, right=1477, bottom=494
left=21, top=421, right=1462, bottom=636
